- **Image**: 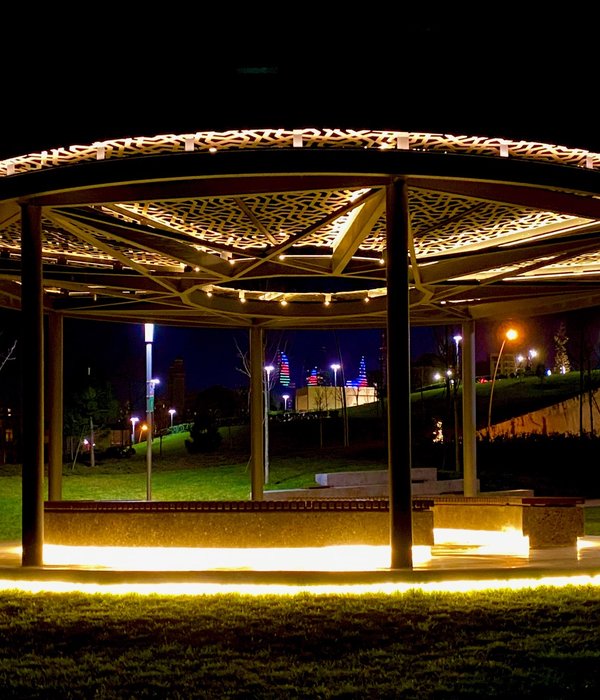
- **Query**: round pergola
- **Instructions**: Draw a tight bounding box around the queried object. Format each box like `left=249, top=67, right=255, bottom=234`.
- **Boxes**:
left=1, top=128, right=599, bottom=570
left=1, top=129, right=599, bottom=328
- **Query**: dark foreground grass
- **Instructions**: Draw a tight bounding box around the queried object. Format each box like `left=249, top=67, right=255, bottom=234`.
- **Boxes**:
left=1, top=586, right=600, bottom=698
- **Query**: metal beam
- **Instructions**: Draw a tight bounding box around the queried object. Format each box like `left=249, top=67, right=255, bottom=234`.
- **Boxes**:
left=407, top=177, right=600, bottom=220
left=331, top=189, right=385, bottom=274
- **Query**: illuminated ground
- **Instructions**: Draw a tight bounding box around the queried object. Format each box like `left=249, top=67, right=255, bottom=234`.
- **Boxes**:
left=2, top=535, right=600, bottom=596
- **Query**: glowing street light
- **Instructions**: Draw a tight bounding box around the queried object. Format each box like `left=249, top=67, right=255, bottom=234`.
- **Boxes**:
left=264, top=364, right=275, bottom=484
left=144, top=323, right=155, bottom=501
left=487, top=327, right=518, bottom=436
left=168, top=408, right=176, bottom=427
left=282, top=394, right=290, bottom=411
left=453, top=334, right=462, bottom=372
left=330, top=363, right=340, bottom=409
left=528, top=349, right=538, bottom=371
left=130, top=416, right=139, bottom=444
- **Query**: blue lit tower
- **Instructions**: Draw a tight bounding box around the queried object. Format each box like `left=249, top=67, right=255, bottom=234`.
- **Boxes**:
left=357, top=355, right=368, bottom=387
left=277, top=351, right=291, bottom=387
left=346, top=356, right=368, bottom=387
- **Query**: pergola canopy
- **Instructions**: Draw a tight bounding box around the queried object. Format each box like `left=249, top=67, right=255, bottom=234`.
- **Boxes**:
left=1, top=128, right=599, bottom=329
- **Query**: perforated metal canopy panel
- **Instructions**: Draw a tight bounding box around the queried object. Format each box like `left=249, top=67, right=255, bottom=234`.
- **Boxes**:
left=1, top=129, right=599, bottom=328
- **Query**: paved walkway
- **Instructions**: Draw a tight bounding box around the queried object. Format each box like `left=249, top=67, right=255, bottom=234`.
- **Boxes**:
left=1, top=538, right=600, bottom=589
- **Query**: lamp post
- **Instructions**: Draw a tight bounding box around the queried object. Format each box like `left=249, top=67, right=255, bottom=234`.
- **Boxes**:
left=452, top=335, right=462, bottom=473
left=487, top=327, right=518, bottom=436
left=453, top=335, right=462, bottom=372
left=282, top=394, right=290, bottom=411
left=330, top=363, right=340, bottom=410
left=130, top=416, right=139, bottom=445
left=528, top=348, right=538, bottom=373
left=144, top=323, right=155, bottom=501
left=168, top=408, right=176, bottom=427
left=264, top=364, right=274, bottom=484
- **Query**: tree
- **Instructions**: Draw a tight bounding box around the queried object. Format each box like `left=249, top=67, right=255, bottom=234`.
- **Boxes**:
left=0, top=338, right=17, bottom=374
left=184, top=385, right=241, bottom=454
left=184, top=410, right=223, bottom=453
left=64, top=381, right=119, bottom=466
left=553, top=321, right=571, bottom=374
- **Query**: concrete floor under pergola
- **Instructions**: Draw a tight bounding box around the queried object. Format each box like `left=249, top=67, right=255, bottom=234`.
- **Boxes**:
left=1, top=129, right=599, bottom=570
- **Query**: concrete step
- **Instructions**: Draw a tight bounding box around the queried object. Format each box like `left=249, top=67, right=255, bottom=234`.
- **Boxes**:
left=264, top=478, right=476, bottom=500
left=315, top=468, right=438, bottom=487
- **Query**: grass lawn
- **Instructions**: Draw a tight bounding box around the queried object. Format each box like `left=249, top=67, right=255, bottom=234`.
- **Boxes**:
left=0, top=431, right=388, bottom=541
left=1, top=587, right=600, bottom=697
left=1, top=429, right=600, bottom=540
left=2, top=423, right=600, bottom=696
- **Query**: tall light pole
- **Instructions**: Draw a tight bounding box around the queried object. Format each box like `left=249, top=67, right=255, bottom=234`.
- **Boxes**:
left=487, top=327, right=518, bottom=436
left=330, top=363, right=340, bottom=410
left=264, top=364, right=274, bottom=484
left=528, top=348, right=538, bottom=373
left=452, top=334, right=462, bottom=473
left=453, top=335, right=462, bottom=372
left=130, top=416, right=139, bottom=445
left=168, top=408, right=176, bottom=427
left=144, top=323, right=155, bottom=501
left=282, top=394, right=290, bottom=411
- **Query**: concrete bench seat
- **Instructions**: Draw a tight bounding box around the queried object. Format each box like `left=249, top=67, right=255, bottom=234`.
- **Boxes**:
left=44, top=495, right=584, bottom=552
left=44, top=499, right=435, bottom=548
left=428, top=495, right=585, bottom=548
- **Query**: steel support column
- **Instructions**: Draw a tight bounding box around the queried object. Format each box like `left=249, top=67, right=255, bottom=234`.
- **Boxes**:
left=21, top=204, right=44, bottom=566
left=462, top=320, right=478, bottom=496
left=48, top=312, right=63, bottom=501
left=249, top=326, right=265, bottom=500
left=386, top=180, right=413, bottom=569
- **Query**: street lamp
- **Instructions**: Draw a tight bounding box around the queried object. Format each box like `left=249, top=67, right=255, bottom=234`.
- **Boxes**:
left=453, top=335, right=462, bottom=371
left=168, top=408, right=176, bottom=427
left=487, top=327, right=518, bottom=436
left=330, top=363, right=340, bottom=409
left=452, top=335, right=462, bottom=474
left=528, top=349, right=538, bottom=373
left=282, top=394, right=290, bottom=411
left=130, top=416, right=139, bottom=444
left=264, top=364, right=274, bottom=484
left=144, top=323, right=155, bottom=501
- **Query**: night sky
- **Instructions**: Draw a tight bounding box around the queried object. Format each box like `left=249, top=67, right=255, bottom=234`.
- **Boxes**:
left=2, top=16, right=599, bottom=405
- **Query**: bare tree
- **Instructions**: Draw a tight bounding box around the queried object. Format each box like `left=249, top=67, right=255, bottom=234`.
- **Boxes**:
left=0, top=339, right=17, bottom=374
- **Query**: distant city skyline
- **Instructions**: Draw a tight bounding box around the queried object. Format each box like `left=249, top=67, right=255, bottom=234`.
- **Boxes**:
left=2, top=308, right=600, bottom=414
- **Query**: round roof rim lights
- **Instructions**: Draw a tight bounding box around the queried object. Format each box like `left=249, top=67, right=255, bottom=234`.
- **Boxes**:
left=1, top=128, right=599, bottom=178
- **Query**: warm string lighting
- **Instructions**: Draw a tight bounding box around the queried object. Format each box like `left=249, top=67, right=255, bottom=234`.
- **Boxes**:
left=202, top=287, right=387, bottom=306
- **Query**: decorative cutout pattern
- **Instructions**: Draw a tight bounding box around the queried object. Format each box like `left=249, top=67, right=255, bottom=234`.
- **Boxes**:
left=0, top=129, right=598, bottom=323
left=1, top=129, right=597, bottom=177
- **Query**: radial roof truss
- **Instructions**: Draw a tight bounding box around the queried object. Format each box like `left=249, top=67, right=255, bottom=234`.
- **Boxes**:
left=0, top=129, right=598, bottom=328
